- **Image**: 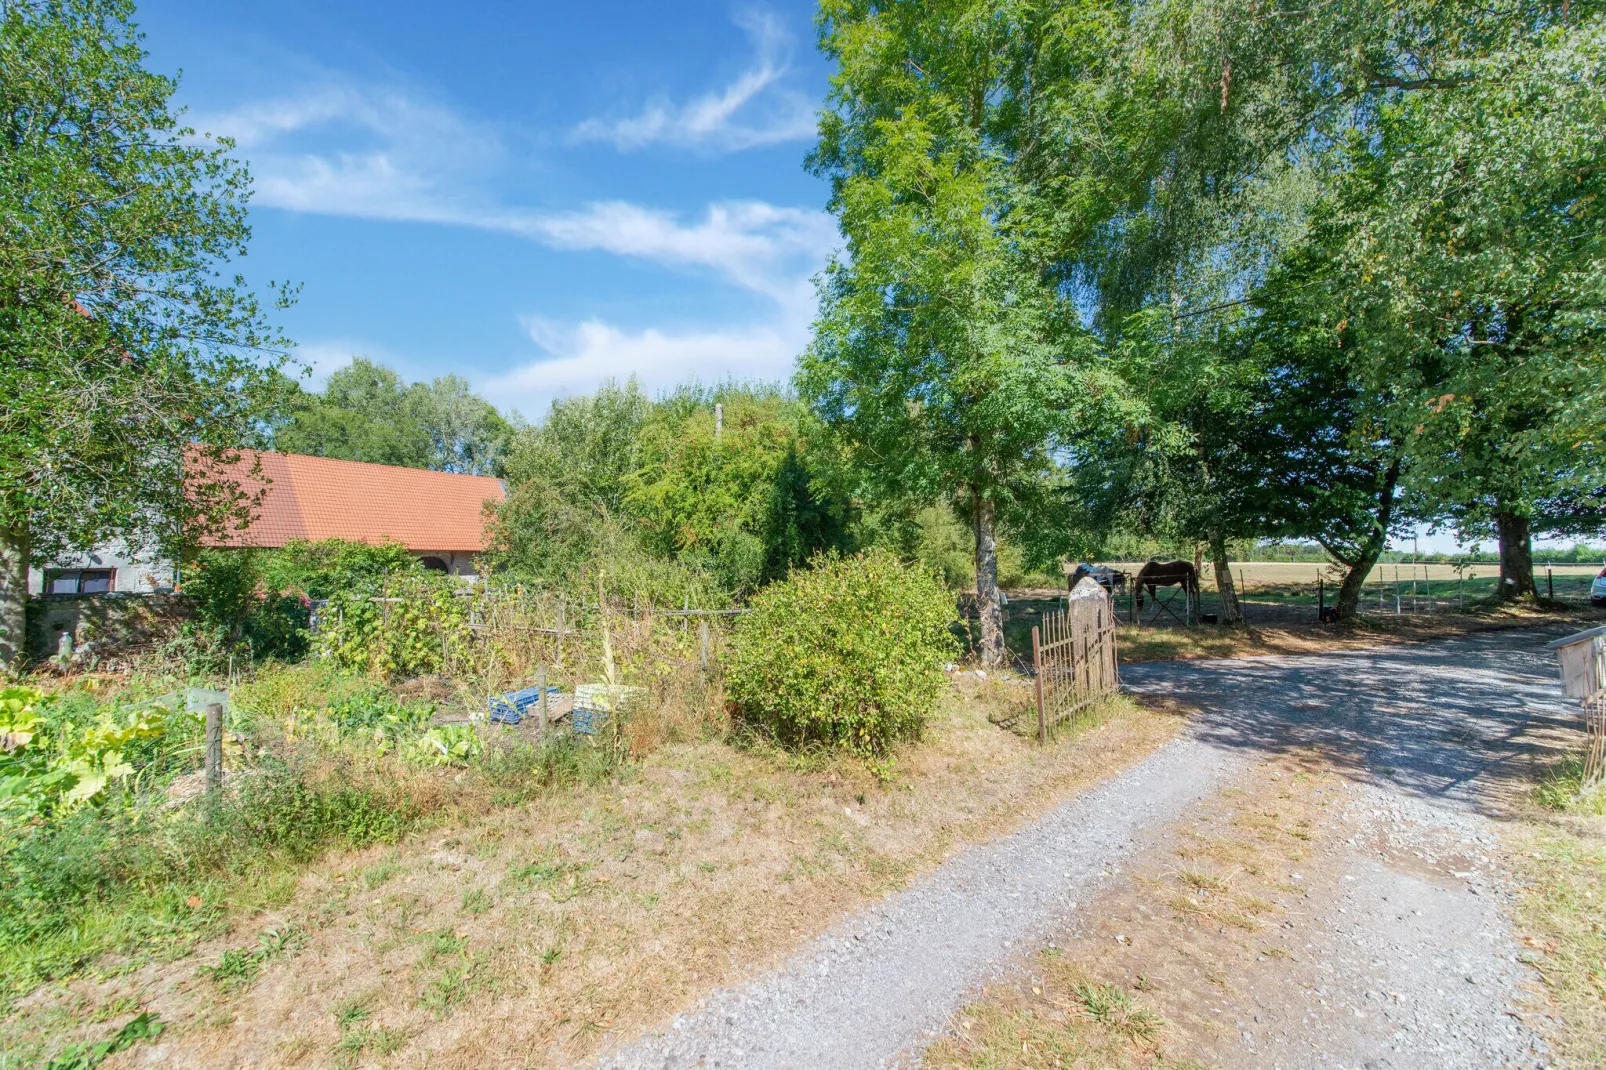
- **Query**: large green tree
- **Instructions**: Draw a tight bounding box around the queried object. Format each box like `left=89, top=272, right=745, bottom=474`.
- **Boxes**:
left=803, top=0, right=1119, bottom=665
left=1325, top=13, right=1606, bottom=598
left=0, top=0, right=292, bottom=667
left=272, top=359, right=513, bottom=476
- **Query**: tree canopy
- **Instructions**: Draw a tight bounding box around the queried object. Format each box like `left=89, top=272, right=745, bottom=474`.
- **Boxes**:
left=0, top=0, right=292, bottom=665
left=272, top=358, right=514, bottom=477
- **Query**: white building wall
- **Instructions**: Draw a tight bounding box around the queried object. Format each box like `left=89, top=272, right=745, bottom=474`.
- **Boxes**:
left=28, top=542, right=177, bottom=595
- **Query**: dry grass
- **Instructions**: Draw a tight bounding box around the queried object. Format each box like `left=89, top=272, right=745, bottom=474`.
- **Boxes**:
left=925, top=752, right=1344, bottom=1069
left=924, top=952, right=1178, bottom=1070
left=1511, top=807, right=1606, bottom=1068
left=11, top=679, right=1183, bottom=1069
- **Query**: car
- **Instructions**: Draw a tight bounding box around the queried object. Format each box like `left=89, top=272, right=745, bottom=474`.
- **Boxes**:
left=1592, top=566, right=1606, bottom=606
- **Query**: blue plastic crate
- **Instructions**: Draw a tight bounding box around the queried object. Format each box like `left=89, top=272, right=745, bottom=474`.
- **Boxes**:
left=488, top=685, right=559, bottom=726
left=571, top=704, right=607, bottom=735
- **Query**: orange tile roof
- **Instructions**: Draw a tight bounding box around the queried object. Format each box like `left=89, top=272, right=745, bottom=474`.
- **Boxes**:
left=196, top=450, right=505, bottom=552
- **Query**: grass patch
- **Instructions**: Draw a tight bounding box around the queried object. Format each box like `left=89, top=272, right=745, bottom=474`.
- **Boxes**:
left=9, top=664, right=1183, bottom=1068
left=1515, top=765, right=1606, bottom=1068
left=1532, top=757, right=1606, bottom=816
left=1074, top=980, right=1162, bottom=1041
left=924, top=954, right=1165, bottom=1068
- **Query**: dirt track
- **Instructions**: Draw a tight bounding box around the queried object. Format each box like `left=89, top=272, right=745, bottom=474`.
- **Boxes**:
left=601, top=628, right=1578, bottom=1068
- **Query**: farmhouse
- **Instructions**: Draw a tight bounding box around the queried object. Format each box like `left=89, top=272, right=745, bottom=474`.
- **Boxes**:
left=197, top=450, right=506, bottom=577
left=28, top=450, right=507, bottom=594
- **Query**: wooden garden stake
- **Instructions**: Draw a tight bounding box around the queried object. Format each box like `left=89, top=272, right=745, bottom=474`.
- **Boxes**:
left=204, top=702, right=224, bottom=795
left=537, top=664, right=548, bottom=742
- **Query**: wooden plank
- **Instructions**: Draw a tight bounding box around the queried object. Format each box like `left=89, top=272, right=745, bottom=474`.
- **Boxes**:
left=1033, top=625, right=1046, bottom=745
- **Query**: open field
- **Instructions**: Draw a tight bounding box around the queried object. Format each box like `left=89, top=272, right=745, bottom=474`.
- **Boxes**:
left=991, top=589, right=1605, bottom=665
left=1104, top=560, right=1603, bottom=591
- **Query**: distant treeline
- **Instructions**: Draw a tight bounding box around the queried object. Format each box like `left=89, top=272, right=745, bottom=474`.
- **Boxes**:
left=1247, top=541, right=1606, bottom=566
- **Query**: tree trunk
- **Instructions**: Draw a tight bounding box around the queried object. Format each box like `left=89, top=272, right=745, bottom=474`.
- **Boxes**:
left=1495, top=511, right=1538, bottom=600
left=972, top=491, right=1004, bottom=667
left=1334, top=546, right=1384, bottom=621
left=1209, top=532, right=1242, bottom=624
left=1330, top=457, right=1402, bottom=622
left=0, top=521, right=29, bottom=671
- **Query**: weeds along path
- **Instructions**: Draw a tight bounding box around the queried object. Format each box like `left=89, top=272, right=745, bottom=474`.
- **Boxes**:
left=600, top=627, right=1579, bottom=1069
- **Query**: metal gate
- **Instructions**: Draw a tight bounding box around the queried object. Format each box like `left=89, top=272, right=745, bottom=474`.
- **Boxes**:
left=1031, top=578, right=1120, bottom=743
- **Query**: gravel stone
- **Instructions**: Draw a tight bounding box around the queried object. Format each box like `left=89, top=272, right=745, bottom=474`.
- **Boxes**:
left=599, top=627, right=1573, bottom=1068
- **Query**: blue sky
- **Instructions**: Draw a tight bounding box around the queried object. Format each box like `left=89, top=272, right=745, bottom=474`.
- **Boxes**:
left=136, top=0, right=834, bottom=418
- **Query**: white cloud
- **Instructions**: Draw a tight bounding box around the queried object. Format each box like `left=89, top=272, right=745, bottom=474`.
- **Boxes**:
left=191, top=82, right=505, bottom=224
left=195, top=81, right=835, bottom=299
left=190, top=70, right=837, bottom=418
left=481, top=314, right=808, bottom=418
left=511, top=200, right=834, bottom=303
left=571, top=11, right=816, bottom=152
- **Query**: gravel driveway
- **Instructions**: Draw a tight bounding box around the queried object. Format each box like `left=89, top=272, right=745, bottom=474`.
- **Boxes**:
left=599, top=627, right=1578, bottom=1069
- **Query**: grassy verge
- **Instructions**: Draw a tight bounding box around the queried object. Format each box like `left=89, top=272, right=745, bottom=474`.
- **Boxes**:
left=1515, top=760, right=1606, bottom=1069
left=923, top=752, right=1343, bottom=1069
left=924, top=950, right=1186, bottom=1069
left=1, top=671, right=1183, bottom=1068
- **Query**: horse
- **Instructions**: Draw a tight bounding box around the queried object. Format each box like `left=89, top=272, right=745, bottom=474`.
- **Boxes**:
left=1133, top=560, right=1199, bottom=609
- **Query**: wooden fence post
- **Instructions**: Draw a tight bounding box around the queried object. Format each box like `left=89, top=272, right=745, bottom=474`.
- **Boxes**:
left=537, top=664, right=548, bottom=742
left=204, top=702, right=224, bottom=795
left=1033, top=625, right=1046, bottom=745
left=699, top=619, right=710, bottom=672
left=556, top=599, right=566, bottom=668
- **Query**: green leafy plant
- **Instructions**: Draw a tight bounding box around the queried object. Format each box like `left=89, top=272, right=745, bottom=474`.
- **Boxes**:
left=402, top=724, right=481, bottom=767
left=0, top=687, right=181, bottom=818
left=725, top=548, right=957, bottom=757
left=43, top=1012, right=164, bottom=1070
left=322, top=691, right=436, bottom=754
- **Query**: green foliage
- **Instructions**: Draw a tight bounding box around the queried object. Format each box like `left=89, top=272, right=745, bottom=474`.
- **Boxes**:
left=314, top=690, right=437, bottom=755
left=43, top=1011, right=164, bottom=1070
left=1534, top=756, right=1606, bottom=817
left=0, top=0, right=295, bottom=666
left=316, top=575, right=471, bottom=678
left=0, top=686, right=188, bottom=819
left=199, top=924, right=305, bottom=990
left=271, top=358, right=514, bottom=476
left=258, top=538, right=421, bottom=599
left=725, top=549, right=957, bottom=757
left=402, top=724, right=481, bottom=767
left=489, top=381, right=851, bottom=601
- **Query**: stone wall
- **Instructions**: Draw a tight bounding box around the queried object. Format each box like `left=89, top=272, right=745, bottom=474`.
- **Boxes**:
left=26, top=593, right=193, bottom=664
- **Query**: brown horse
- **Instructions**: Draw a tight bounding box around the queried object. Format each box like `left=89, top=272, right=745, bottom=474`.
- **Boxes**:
left=1134, top=560, right=1199, bottom=608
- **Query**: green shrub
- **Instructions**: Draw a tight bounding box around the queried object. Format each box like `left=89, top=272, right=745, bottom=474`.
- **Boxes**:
left=179, top=550, right=311, bottom=664
left=258, top=538, right=420, bottom=599
left=725, top=548, right=957, bottom=757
